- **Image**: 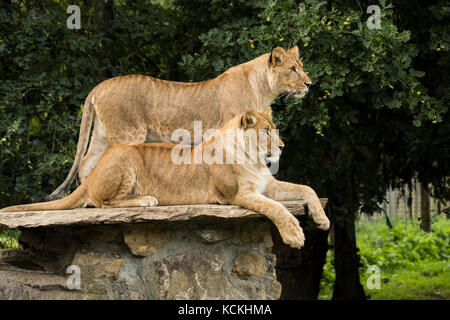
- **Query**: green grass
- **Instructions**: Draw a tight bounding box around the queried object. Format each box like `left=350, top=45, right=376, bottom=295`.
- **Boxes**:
left=319, top=216, right=450, bottom=300
left=366, top=260, right=450, bottom=300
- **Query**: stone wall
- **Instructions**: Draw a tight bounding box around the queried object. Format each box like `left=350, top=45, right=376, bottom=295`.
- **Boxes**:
left=0, top=200, right=326, bottom=300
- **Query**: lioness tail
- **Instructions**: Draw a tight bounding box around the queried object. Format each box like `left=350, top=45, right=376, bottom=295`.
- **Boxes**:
left=41, top=91, right=96, bottom=202
left=1, top=184, right=87, bottom=212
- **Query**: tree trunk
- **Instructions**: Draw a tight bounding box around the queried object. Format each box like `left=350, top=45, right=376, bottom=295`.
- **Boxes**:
left=93, top=0, right=114, bottom=83
left=271, top=215, right=329, bottom=299
left=420, top=183, right=431, bottom=232
left=332, top=210, right=366, bottom=300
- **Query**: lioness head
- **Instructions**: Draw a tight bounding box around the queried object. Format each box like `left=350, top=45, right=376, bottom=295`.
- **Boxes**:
left=240, top=107, right=284, bottom=163
left=269, top=46, right=312, bottom=98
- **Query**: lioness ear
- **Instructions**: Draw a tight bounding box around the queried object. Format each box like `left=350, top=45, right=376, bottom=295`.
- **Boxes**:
left=269, top=47, right=286, bottom=66
left=262, top=107, right=272, bottom=119
left=287, top=46, right=299, bottom=58
left=241, top=111, right=257, bottom=128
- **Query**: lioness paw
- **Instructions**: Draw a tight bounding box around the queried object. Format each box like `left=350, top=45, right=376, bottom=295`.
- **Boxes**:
left=314, top=215, right=330, bottom=230
left=143, top=196, right=158, bottom=207
left=308, top=203, right=330, bottom=230
left=281, top=228, right=305, bottom=249
left=280, top=217, right=305, bottom=249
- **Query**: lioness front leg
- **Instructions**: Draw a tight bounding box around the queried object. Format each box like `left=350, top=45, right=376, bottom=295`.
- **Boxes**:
left=263, top=179, right=330, bottom=230
left=234, top=193, right=305, bottom=248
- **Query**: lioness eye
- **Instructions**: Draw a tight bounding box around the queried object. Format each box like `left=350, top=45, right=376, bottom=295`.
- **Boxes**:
left=290, top=66, right=297, bottom=72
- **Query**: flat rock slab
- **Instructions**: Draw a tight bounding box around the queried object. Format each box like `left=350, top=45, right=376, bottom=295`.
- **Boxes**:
left=0, top=199, right=327, bottom=229
left=0, top=199, right=328, bottom=300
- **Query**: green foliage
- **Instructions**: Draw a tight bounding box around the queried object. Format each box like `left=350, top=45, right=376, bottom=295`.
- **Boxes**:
left=360, top=216, right=450, bottom=300
left=318, top=250, right=335, bottom=299
left=358, top=217, right=450, bottom=272
left=0, top=1, right=90, bottom=206
left=178, top=0, right=443, bottom=125
left=0, top=228, right=20, bottom=249
left=319, top=217, right=450, bottom=299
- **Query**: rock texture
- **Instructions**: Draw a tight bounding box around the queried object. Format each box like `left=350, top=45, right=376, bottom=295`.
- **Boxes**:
left=0, top=200, right=326, bottom=229
left=0, top=200, right=326, bottom=300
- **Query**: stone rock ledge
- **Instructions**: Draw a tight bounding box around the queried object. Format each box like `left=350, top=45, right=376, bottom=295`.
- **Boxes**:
left=0, top=200, right=327, bottom=229
left=0, top=199, right=327, bottom=300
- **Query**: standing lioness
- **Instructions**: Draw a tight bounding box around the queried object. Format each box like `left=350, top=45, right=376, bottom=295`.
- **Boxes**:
left=3, top=108, right=329, bottom=249
left=45, top=46, right=312, bottom=201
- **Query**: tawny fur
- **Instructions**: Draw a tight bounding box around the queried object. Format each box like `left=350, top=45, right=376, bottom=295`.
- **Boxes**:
left=2, top=108, right=329, bottom=249
left=46, top=46, right=312, bottom=200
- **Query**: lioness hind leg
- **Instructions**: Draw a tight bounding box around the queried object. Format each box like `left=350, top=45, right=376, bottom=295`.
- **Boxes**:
left=102, top=195, right=158, bottom=208
left=78, top=116, right=112, bottom=183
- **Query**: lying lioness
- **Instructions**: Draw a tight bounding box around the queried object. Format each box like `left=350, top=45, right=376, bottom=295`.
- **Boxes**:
left=1, top=108, right=329, bottom=248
